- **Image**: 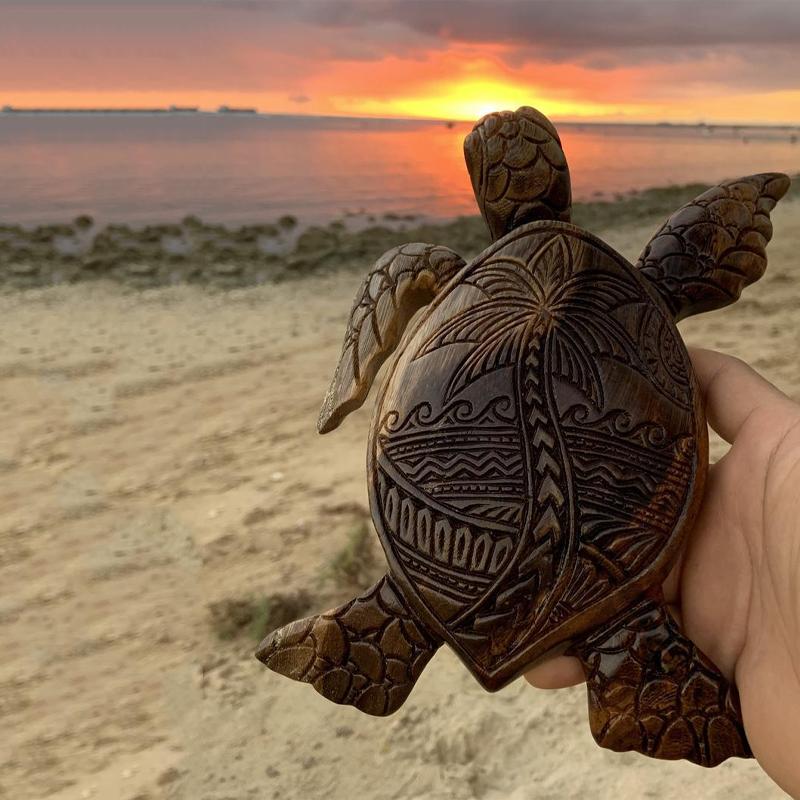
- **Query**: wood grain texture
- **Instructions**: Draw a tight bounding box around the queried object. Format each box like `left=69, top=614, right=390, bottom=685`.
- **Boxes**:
left=636, top=173, right=791, bottom=321
left=257, top=105, right=791, bottom=767
left=464, top=106, right=572, bottom=241
left=369, top=222, right=705, bottom=691
left=256, top=575, right=440, bottom=716
left=572, top=593, right=751, bottom=767
left=317, top=243, right=465, bottom=434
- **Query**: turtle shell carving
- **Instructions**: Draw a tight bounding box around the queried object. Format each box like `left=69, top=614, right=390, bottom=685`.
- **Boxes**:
left=369, top=223, right=704, bottom=687
left=257, top=105, right=791, bottom=768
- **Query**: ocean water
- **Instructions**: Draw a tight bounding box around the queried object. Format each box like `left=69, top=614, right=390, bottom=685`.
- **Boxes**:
left=0, top=113, right=797, bottom=226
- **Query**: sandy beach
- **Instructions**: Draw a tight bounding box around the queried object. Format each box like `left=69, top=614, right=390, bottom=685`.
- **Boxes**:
left=2, top=191, right=798, bottom=800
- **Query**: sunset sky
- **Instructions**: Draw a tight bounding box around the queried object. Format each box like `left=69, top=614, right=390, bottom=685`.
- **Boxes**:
left=2, top=0, right=800, bottom=125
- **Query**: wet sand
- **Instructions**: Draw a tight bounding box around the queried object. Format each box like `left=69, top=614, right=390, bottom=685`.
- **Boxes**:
left=1, top=193, right=798, bottom=800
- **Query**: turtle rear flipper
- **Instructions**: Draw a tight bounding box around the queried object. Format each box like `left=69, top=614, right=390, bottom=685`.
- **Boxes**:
left=317, top=243, right=465, bottom=433
left=572, top=592, right=751, bottom=767
left=637, top=173, right=791, bottom=321
left=256, top=575, right=441, bottom=716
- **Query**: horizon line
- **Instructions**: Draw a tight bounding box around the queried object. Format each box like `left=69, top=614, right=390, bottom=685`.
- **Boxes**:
left=2, top=105, right=800, bottom=129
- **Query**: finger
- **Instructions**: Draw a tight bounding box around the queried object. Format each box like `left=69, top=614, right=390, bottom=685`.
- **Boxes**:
left=689, top=347, right=793, bottom=444
left=524, top=655, right=585, bottom=689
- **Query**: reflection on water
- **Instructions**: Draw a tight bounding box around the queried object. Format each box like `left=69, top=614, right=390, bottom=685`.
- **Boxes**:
left=0, top=114, right=797, bottom=224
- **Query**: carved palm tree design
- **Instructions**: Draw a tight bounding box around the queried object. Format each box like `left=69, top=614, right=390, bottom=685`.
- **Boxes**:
left=415, top=234, right=642, bottom=408
left=413, top=234, right=650, bottom=654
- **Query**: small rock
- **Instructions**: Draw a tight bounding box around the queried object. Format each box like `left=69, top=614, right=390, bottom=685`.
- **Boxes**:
left=208, top=508, right=220, bottom=519
left=271, top=471, right=284, bottom=481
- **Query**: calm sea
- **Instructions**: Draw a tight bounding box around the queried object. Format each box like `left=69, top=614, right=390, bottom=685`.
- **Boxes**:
left=0, top=113, right=797, bottom=226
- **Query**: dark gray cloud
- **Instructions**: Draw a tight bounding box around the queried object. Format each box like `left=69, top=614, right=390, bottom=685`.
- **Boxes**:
left=294, top=0, right=800, bottom=50
left=286, top=0, right=800, bottom=95
left=5, top=1, right=798, bottom=55
left=142, top=0, right=800, bottom=80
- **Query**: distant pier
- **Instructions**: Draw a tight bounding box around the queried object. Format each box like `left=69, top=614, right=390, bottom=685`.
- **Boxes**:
left=1, top=105, right=206, bottom=115
left=0, top=105, right=261, bottom=115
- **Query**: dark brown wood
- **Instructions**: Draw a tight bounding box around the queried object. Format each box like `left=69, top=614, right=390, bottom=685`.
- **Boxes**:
left=464, top=106, right=572, bottom=241
left=367, top=223, right=706, bottom=691
left=256, top=575, right=440, bottom=715
left=258, top=105, right=791, bottom=768
left=637, top=173, right=790, bottom=321
left=317, top=243, right=465, bottom=434
left=571, top=591, right=751, bottom=766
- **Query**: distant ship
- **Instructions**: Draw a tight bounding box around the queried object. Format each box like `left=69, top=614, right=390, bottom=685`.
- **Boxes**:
left=217, top=105, right=257, bottom=114
left=168, top=105, right=199, bottom=113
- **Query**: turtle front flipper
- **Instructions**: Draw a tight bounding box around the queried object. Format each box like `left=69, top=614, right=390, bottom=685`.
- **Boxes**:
left=637, top=173, right=791, bottom=321
left=317, top=243, right=465, bottom=433
left=464, top=105, right=572, bottom=241
left=256, top=575, right=441, bottom=716
left=571, top=592, right=751, bottom=767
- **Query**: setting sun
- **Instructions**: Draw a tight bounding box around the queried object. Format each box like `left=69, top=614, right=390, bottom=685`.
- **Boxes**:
left=343, top=78, right=618, bottom=121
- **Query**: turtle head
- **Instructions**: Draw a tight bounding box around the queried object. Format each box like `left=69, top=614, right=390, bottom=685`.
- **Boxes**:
left=464, top=106, right=572, bottom=242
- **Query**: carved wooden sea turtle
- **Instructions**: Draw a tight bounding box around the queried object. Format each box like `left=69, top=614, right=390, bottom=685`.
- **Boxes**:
left=257, top=106, right=791, bottom=767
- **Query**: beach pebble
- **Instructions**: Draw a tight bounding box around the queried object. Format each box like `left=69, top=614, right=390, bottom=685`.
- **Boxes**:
left=270, top=471, right=284, bottom=481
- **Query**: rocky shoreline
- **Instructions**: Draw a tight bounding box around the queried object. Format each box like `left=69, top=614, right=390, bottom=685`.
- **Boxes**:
left=5, top=181, right=791, bottom=290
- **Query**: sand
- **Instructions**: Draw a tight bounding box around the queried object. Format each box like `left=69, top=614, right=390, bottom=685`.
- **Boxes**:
left=2, top=195, right=798, bottom=800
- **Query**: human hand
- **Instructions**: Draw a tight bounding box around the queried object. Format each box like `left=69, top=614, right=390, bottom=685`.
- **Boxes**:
left=525, top=348, right=800, bottom=797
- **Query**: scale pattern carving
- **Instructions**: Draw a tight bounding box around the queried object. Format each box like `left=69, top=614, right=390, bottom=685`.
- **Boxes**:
left=636, top=173, right=790, bottom=321
left=464, top=106, right=572, bottom=240
left=573, top=597, right=751, bottom=767
left=256, top=575, right=440, bottom=716
left=318, top=242, right=465, bottom=433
